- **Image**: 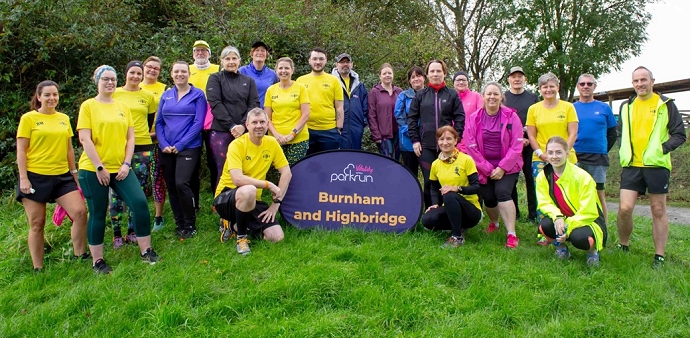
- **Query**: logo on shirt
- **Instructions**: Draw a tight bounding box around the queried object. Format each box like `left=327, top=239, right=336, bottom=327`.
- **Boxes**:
left=246, top=156, right=252, bottom=161
left=243, top=83, right=247, bottom=86
left=322, top=83, right=331, bottom=89
left=261, top=150, right=272, bottom=162
left=36, top=121, right=44, bottom=126
left=454, top=166, right=461, bottom=176
left=272, top=95, right=279, bottom=99
left=353, top=94, right=359, bottom=99
left=329, top=163, right=374, bottom=183
left=138, top=98, right=148, bottom=106
left=290, top=93, right=299, bottom=99
left=59, top=121, right=68, bottom=126
left=594, top=111, right=600, bottom=115
left=557, top=114, right=566, bottom=120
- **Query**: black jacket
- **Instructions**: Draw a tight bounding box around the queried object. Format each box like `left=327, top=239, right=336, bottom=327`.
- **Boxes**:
left=206, top=70, right=259, bottom=131
left=407, top=86, right=464, bottom=149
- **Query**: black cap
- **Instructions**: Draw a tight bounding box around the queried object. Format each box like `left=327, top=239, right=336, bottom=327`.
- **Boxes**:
left=335, top=53, right=352, bottom=62
left=251, top=41, right=270, bottom=51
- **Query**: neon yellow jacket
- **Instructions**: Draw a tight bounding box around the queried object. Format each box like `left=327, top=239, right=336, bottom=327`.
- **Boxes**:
left=536, top=162, right=606, bottom=250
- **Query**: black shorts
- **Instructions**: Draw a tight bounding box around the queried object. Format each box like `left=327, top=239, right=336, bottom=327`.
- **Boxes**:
left=620, top=167, right=670, bottom=194
left=16, top=171, right=78, bottom=203
left=213, top=188, right=277, bottom=237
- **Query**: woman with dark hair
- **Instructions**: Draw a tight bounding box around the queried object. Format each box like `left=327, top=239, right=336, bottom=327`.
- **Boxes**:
left=77, top=65, right=159, bottom=274
left=421, top=126, right=482, bottom=247
left=16, top=81, right=88, bottom=272
left=394, top=66, right=425, bottom=177
left=463, top=82, right=523, bottom=248
left=368, top=63, right=402, bottom=159
left=536, top=136, right=606, bottom=266
left=264, top=57, right=310, bottom=166
left=206, top=45, right=260, bottom=191
left=109, top=60, right=157, bottom=249
left=407, top=59, right=464, bottom=208
left=140, top=56, right=168, bottom=232
left=156, top=61, right=206, bottom=239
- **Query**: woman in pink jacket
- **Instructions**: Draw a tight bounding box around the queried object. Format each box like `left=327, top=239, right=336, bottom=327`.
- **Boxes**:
left=453, top=71, right=483, bottom=153
left=463, top=82, right=524, bottom=248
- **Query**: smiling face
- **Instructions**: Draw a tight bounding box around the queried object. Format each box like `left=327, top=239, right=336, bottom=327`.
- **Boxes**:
left=245, top=111, right=268, bottom=138
left=144, top=61, right=161, bottom=82
left=251, top=46, right=268, bottom=63
left=276, top=60, right=294, bottom=81
left=98, top=70, right=117, bottom=94
left=437, top=130, right=458, bottom=154
left=576, top=75, right=597, bottom=100
left=221, top=52, right=240, bottom=73
left=632, top=68, right=655, bottom=99
left=546, top=141, right=569, bottom=168
left=37, top=85, right=59, bottom=110
left=193, top=47, right=210, bottom=64
left=126, top=66, right=143, bottom=86
left=309, top=51, right=327, bottom=73
left=427, top=62, right=446, bottom=85
left=508, top=72, right=525, bottom=91
left=453, top=74, right=469, bottom=92
left=539, top=80, right=559, bottom=100
left=482, top=84, right=503, bottom=111
left=379, top=67, right=393, bottom=86
left=170, top=63, right=190, bottom=86
left=409, top=72, right=425, bottom=90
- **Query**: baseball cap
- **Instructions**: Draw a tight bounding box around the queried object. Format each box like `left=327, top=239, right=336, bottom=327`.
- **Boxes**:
left=335, top=53, right=352, bottom=62
left=193, top=40, right=210, bottom=50
left=508, top=66, right=525, bottom=76
left=251, top=41, right=270, bottom=51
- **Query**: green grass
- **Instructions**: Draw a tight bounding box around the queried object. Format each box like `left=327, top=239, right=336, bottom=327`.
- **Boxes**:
left=1, top=189, right=689, bottom=337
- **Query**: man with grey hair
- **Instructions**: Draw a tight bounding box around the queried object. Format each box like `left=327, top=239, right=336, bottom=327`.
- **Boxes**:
left=213, top=108, right=291, bottom=255
left=331, top=53, right=368, bottom=149
left=573, top=73, right=617, bottom=221
left=616, top=66, right=686, bottom=267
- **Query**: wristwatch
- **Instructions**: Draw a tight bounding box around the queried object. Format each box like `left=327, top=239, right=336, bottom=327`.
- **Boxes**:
left=97, top=165, right=104, bottom=171
left=292, top=128, right=298, bottom=134
left=457, top=186, right=462, bottom=192
left=123, top=161, right=131, bottom=168
left=273, top=197, right=283, bottom=204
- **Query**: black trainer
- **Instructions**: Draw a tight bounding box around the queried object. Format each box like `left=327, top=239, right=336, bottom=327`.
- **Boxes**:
left=140, top=247, right=159, bottom=265
left=93, top=259, right=112, bottom=274
left=616, top=243, right=630, bottom=252
left=652, top=255, right=665, bottom=268
left=73, top=252, right=92, bottom=261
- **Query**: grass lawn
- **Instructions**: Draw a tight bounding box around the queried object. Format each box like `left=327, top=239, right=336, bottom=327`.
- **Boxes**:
left=1, top=188, right=689, bottom=337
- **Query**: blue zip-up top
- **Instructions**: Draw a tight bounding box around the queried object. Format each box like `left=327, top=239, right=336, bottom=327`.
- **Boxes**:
left=238, top=63, right=278, bottom=108
left=156, top=84, right=206, bottom=152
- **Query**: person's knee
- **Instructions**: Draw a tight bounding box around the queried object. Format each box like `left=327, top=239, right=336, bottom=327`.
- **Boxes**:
left=71, top=205, right=88, bottom=223
left=650, top=201, right=666, bottom=218
left=264, top=226, right=284, bottom=242
left=421, top=213, right=435, bottom=229
left=235, top=186, right=257, bottom=202
left=29, top=218, right=45, bottom=233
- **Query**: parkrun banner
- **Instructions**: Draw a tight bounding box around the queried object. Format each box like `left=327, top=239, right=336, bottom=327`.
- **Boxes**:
left=280, top=150, right=423, bottom=232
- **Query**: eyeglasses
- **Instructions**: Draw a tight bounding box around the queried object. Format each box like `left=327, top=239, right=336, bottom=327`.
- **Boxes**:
left=100, top=77, right=117, bottom=83
left=145, top=65, right=161, bottom=72
left=578, top=82, right=595, bottom=87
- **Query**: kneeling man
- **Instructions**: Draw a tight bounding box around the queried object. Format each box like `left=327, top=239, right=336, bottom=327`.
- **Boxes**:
left=213, top=108, right=292, bottom=254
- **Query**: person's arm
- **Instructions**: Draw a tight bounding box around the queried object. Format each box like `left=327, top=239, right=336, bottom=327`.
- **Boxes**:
left=265, top=106, right=282, bottom=138
left=78, top=129, right=110, bottom=185
left=368, top=89, right=381, bottom=141
left=429, top=179, right=442, bottom=207
left=206, top=74, right=234, bottom=130
left=335, top=100, right=344, bottom=130
left=463, top=116, right=494, bottom=178
left=535, top=171, right=562, bottom=220
left=115, top=127, right=135, bottom=181
left=394, top=94, right=406, bottom=125
left=662, top=99, right=687, bottom=153
left=606, top=127, right=617, bottom=152
left=566, top=121, right=578, bottom=150
left=497, top=114, right=525, bottom=172
left=155, top=94, right=171, bottom=149
left=407, top=94, right=422, bottom=156
left=67, top=137, right=78, bottom=182
left=173, top=92, right=206, bottom=152
left=565, top=174, right=600, bottom=229
left=458, top=172, right=480, bottom=195
left=16, top=138, right=31, bottom=193
left=361, top=85, right=369, bottom=127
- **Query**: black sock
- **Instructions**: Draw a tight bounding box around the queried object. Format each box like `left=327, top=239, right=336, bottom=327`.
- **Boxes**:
left=235, top=209, right=253, bottom=237
left=155, top=216, right=163, bottom=222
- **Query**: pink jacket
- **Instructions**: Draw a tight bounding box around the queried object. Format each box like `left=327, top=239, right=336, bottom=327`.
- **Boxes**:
left=463, top=106, right=524, bottom=184
left=455, top=90, right=483, bottom=152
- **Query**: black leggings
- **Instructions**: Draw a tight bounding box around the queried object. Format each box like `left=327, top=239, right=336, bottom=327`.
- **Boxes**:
left=419, top=148, right=439, bottom=208
left=160, top=147, right=201, bottom=231
left=401, top=151, right=419, bottom=179
left=421, top=192, right=482, bottom=237
left=480, top=173, right=518, bottom=208
left=539, top=217, right=602, bottom=251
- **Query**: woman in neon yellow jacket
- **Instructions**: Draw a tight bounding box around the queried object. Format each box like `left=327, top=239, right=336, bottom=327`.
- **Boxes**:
left=536, top=136, right=607, bottom=266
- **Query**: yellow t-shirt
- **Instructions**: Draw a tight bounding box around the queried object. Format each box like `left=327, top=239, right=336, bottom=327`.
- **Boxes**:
left=429, top=152, right=481, bottom=210
left=630, top=93, right=659, bottom=166
left=343, top=77, right=351, bottom=98
left=140, top=81, right=167, bottom=141
left=296, top=73, right=344, bottom=130
left=264, top=82, right=310, bottom=144
left=77, top=99, right=134, bottom=172
left=526, top=100, right=578, bottom=163
left=112, top=87, right=156, bottom=145
left=16, top=111, right=73, bottom=175
left=190, top=64, right=219, bottom=97
left=215, top=134, right=289, bottom=200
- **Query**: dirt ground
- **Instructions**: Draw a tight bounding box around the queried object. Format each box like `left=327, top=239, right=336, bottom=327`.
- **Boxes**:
left=607, top=202, right=690, bottom=225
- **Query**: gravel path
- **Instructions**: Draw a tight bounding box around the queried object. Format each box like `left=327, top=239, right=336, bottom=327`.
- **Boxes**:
left=606, top=202, right=690, bottom=225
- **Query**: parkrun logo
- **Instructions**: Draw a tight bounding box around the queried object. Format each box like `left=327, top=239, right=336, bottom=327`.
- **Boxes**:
left=330, top=163, right=374, bottom=183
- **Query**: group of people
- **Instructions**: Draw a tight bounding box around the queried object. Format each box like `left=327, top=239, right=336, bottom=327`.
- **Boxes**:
left=16, top=38, right=686, bottom=273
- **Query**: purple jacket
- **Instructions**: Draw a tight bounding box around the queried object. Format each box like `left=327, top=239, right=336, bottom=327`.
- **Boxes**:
left=368, top=83, right=402, bottom=141
left=156, top=85, right=206, bottom=152
left=463, top=106, right=524, bottom=184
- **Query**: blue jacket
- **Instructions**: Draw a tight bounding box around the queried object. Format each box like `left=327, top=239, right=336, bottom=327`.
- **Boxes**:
left=156, top=85, right=206, bottom=152
left=331, top=68, right=368, bottom=149
left=238, top=63, right=278, bottom=108
left=394, top=88, right=416, bottom=152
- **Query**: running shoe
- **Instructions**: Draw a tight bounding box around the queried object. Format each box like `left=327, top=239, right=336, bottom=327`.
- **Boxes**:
left=554, top=245, right=570, bottom=260
left=73, top=252, right=92, bottom=261
left=140, top=248, right=159, bottom=265
left=486, top=222, right=500, bottom=234
left=505, top=234, right=519, bottom=249
left=587, top=252, right=600, bottom=267
left=93, top=259, right=113, bottom=274
left=113, top=236, right=125, bottom=250
left=652, top=255, right=665, bottom=268
left=616, top=243, right=630, bottom=252
left=221, top=223, right=236, bottom=243
left=236, top=237, right=251, bottom=255
left=442, top=235, right=465, bottom=248
left=153, top=216, right=164, bottom=232
left=536, top=234, right=549, bottom=246
left=125, top=233, right=137, bottom=244
left=219, top=218, right=228, bottom=233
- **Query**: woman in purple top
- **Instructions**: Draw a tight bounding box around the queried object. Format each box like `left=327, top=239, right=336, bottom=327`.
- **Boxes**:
left=156, top=61, right=207, bottom=239
left=453, top=71, right=484, bottom=153
left=463, top=82, right=524, bottom=249
left=368, top=63, right=403, bottom=159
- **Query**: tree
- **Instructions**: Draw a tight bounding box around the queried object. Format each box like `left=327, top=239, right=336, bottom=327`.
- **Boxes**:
left=509, top=0, right=655, bottom=100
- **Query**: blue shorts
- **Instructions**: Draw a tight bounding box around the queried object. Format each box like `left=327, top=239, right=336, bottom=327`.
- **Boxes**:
left=577, top=163, right=607, bottom=188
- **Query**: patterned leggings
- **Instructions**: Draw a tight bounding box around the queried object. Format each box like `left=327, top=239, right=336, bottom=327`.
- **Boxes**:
left=110, top=149, right=153, bottom=235
left=151, top=144, right=166, bottom=203
left=209, top=131, right=235, bottom=190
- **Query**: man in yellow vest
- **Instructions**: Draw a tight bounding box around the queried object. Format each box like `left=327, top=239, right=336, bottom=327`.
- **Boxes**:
left=616, top=66, right=686, bottom=267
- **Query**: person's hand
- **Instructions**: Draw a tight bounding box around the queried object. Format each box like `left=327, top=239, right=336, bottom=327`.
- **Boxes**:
left=162, top=146, right=173, bottom=154
left=554, top=217, right=566, bottom=236
left=19, top=177, right=32, bottom=194
left=267, top=181, right=281, bottom=197
left=96, top=168, right=110, bottom=186
left=425, top=204, right=439, bottom=213
left=523, top=139, right=530, bottom=146
left=71, top=172, right=80, bottom=188
left=490, top=167, right=505, bottom=180
left=375, top=140, right=382, bottom=144
left=413, top=142, right=422, bottom=157
left=285, top=133, right=295, bottom=143
left=170, top=146, right=178, bottom=154
left=115, top=164, right=130, bottom=181
left=231, top=125, right=246, bottom=138
left=258, top=203, right=280, bottom=223
left=538, top=153, right=548, bottom=163
left=555, top=233, right=567, bottom=244
left=439, top=185, right=459, bottom=195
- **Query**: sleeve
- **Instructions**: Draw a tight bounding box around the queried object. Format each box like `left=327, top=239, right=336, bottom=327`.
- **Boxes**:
left=605, top=105, right=617, bottom=152
left=76, top=101, right=92, bottom=131
left=245, top=78, right=260, bottom=122
left=173, top=90, right=206, bottom=152
left=272, top=139, right=289, bottom=169
left=662, top=99, right=687, bottom=154
left=16, top=114, right=32, bottom=138
left=333, top=77, right=344, bottom=101
left=463, top=113, right=494, bottom=179
left=64, top=114, right=74, bottom=137
left=459, top=158, right=479, bottom=195
left=566, top=103, right=579, bottom=122
left=535, top=172, right=562, bottom=220
left=156, top=92, right=170, bottom=149
left=361, top=84, right=369, bottom=126
left=206, top=74, right=234, bottom=130
left=225, top=140, right=244, bottom=171
left=497, top=114, right=525, bottom=172
left=451, top=93, right=465, bottom=139
left=526, top=105, right=537, bottom=127
left=263, top=86, right=273, bottom=109
left=407, top=94, right=421, bottom=143
left=300, top=84, right=310, bottom=104
left=394, top=94, right=407, bottom=126
left=616, top=101, right=626, bottom=144
left=565, top=174, right=600, bottom=229
left=430, top=179, right=442, bottom=206
left=368, top=89, right=381, bottom=141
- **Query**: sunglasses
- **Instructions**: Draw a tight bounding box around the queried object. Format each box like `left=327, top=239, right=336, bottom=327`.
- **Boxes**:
left=578, top=82, right=595, bottom=87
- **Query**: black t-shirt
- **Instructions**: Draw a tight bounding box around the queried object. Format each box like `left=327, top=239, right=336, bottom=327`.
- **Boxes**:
left=504, top=90, right=539, bottom=125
